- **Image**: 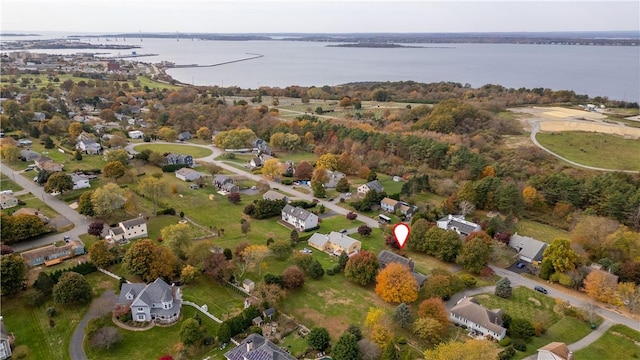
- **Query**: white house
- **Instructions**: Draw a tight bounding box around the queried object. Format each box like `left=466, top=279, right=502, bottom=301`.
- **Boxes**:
left=509, top=233, right=548, bottom=264
left=0, top=193, right=18, bottom=209
left=357, top=180, right=384, bottom=195
left=175, top=168, right=205, bottom=182
left=76, top=139, right=102, bottom=155
left=450, top=297, right=506, bottom=341
left=71, top=173, right=91, bottom=190
left=108, top=216, right=148, bottom=242
left=437, top=214, right=482, bottom=236
left=128, top=130, right=144, bottom=139
left=0, top=316, right=13, bottom=360
left=116, top=278, right=182, bottom=324
left=380, top=197, right=400, bottom=213
left=308, top=231, right=361, bottom=256
left=281, top=204, right=318, bottom=231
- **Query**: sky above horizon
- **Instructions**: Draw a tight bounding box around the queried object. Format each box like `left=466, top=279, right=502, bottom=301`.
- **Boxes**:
left=1, top=0, right=639, bottom=34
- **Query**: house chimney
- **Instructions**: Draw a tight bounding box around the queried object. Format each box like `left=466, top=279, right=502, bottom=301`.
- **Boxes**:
left=568, top=351, right=573, bottom=360
left=171, top=283, right=176, bottom=298
left=246, top=340, right=253, bottom=352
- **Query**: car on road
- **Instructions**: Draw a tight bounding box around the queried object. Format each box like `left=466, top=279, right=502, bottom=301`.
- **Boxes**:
left=534, top=285, right=548, bottom=294
left=63, top=236, right=71, bottom=243
left=517, top=262, right=526, bottom=269
left=339, top=229, right=348, bottom=234
left=327, top=198, right=334, bottom=202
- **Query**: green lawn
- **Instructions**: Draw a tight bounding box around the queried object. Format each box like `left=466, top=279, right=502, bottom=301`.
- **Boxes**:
left=0, top=174, right=23, bottom=192
left=536, top=131, right=640, bottom=171
left=378, top=174, right=404, bottom=195
left=15, top=193, right=59, bottom=218
left=1, top=272, right=115, bottom=360
left=474, top=287, right=596, bottom=359
left=515, top=219, right=570, bottom=243
left=133, top=144, right=213, bottom=158
left=85, top=307, right=220, bottom=360
left=574, top=324, right=640, bottom=360
left=0, top=73, right=180, bottom=91
left=180, top=277, right=245, bottom=320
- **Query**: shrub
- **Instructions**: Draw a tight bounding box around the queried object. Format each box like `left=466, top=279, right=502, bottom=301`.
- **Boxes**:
left=459, top=274, right=477, bottom=287
left=12, top=345, right=30, bottom=359
left=157, top=208, right=176, bottom=215
left=534, top=321, right=546, bottom=336
left=479, top=267, right=495, bottom=277
left=512, top=339, right=526, bottom=351
left=326, top=268, right=335, bottom=275
left=498, top=337, right=511, bottom=347
left=396, top=337, right=407, bottom=345
left=45, top=306, right=57, bottom=317
left=346, top=212, right=357, bottom=220
left=498, top=346, right=516, bottom=360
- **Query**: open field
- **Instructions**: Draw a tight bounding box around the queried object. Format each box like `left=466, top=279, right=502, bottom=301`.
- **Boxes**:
left=134, top=143, right=213, bottom=158
left=0, top=175, right=23, bottom=192
left=515, top=219, right=570, bottom=243
left=536, top=131, right=640, bottom=171
left=475, top=287, right=597, bottom=359
left=574, top=324, right=640, bottom=360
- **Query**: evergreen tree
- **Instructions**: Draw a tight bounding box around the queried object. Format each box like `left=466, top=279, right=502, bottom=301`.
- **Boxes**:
left=495, top=277, right=512, bottom=298
left=393, top=303, right=412, bottom=328
left=332, top=333, right=360, bottom=360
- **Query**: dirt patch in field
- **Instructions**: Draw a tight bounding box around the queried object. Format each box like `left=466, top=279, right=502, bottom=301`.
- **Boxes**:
left=319, top=289, right=354, bottom=306
left=528, top=297, right=541, bottom=306
left=293, top=308, right=350, bottom=338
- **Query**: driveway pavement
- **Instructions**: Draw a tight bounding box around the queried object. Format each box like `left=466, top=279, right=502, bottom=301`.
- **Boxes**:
left=69, top=289, right=117, bottom=360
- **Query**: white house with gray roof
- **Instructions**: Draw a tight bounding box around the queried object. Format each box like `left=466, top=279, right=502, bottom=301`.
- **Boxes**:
left=108, top=216, right=147, bottom=242
left=509, top=233, right=548, bottom=264
left=308, top=231, right=361, bottom=255
left=450, top=297, right=506, bottom=341
left=281, top=204, right=318, bottom=231
left=437, top=214, right=481, bottom=237
left=116, top=278, right=182, bottom=324
left=357, top=180, right=384, bottom=195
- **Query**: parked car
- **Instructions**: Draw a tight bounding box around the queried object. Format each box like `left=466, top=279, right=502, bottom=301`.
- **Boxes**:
left=339, top=229, right=348, bottom=234
left=534, top=285, right=548, bottom=294
left=63, top=236, right=71, bottom=243
left=517, top=262, right=526, bottom=269
left=300, top=248, right=313, bottom=254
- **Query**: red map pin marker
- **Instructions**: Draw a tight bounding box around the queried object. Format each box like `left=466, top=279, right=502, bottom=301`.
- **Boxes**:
left=393, top=223, right=410, bottom=250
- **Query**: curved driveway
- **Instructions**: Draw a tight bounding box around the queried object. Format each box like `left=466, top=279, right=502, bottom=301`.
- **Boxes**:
left=528, top=119, right=639, bottom=174
left=69, top=290, right=117, bottom=360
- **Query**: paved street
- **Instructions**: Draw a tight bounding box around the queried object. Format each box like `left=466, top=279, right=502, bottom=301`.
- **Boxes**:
left=1, top=163, right=90, bottom=252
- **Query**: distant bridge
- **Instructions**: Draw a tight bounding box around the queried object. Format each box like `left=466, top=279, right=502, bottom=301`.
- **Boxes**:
left=167, top=53, right=264, bottom=68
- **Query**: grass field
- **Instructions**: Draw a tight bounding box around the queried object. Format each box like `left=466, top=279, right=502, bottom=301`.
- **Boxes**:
left=1, top=272, right=116, bottom=360
left=475, top=287, right=596, bottom=359
left=133, top=143, right=213, bottom=158
left=515, top=219, right=570, bottom=243
left=573, top=324, right=640, bottom=360
left=536, top=131, right=640, bottom=171
left=0, top=174, right=23, bottom=192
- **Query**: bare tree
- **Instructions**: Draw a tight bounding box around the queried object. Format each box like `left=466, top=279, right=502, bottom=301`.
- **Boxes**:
left=459, top=200, right=476, bottom=216
left=91, top=327, right=122, bottom=349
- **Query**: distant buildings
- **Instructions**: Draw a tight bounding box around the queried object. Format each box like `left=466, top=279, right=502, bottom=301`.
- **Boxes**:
left=175, top=168, right=206, bottom=182
left=0, top=193, right=18, bottom=209
left=165, top=153, right=194, bottom=168
left=224, top=333, right=295, bottom=360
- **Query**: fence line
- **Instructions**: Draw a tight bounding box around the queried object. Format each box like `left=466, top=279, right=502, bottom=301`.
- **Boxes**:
left=182, top=301, right=223, bottom=324
left=98, top=268, right=131, bottom=283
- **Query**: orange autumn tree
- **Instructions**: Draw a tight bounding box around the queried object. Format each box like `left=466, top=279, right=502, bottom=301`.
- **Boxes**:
left=375, top=263, right=418, bottom=304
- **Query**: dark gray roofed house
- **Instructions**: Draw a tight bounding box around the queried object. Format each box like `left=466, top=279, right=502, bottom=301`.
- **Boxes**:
left=357, top=180, right=384, bottom=195
left=213, top=175, right=234, bottom=189
left=20, top=149, right=40, bottom=161
left=508, top=233, right=548, bottom=263
left=165, top=153, right=194, bottom=168
left=116, top=278, right=182, bottom=324
left=0, top=316, right=14, bottom=360
left=377, top=250, right=427, bottom=288
left=436, top=214, right=482, bottom=236
left=281, top=204, right=319, bottom=231
left=224, top=333, right=296, bottom=360
left=177, top=131, right=192, bottom=141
